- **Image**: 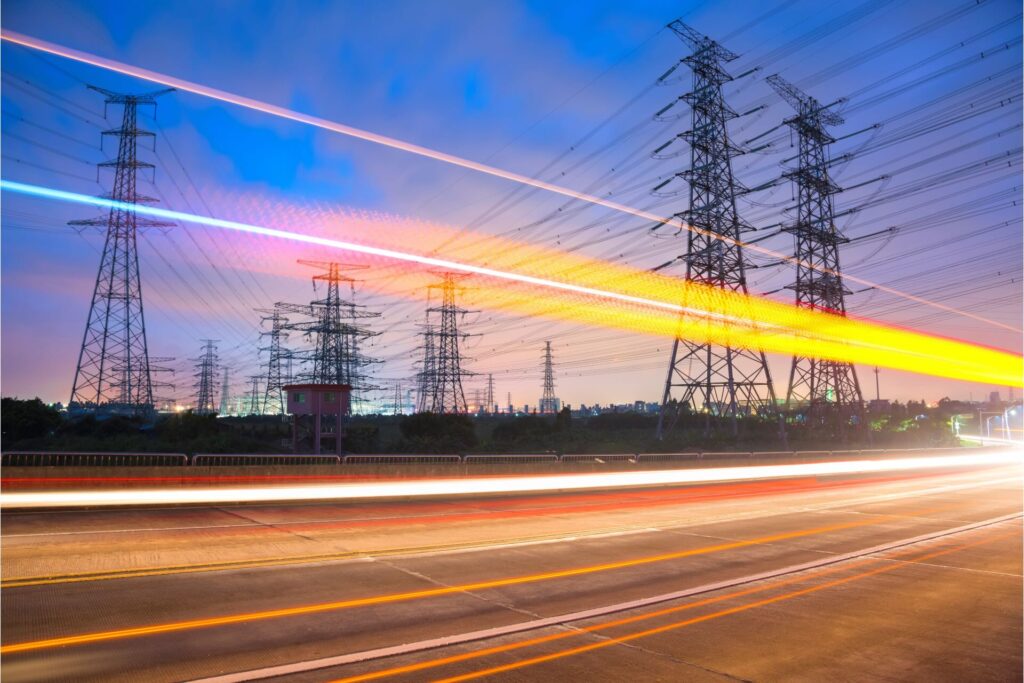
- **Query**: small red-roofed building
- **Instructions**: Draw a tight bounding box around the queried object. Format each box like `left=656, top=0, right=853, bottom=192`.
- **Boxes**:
left=284, top=383, right=351, bottom=455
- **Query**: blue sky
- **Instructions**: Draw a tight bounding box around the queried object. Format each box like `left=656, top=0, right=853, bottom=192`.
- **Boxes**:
left=1, top=0, right=1021, bottom=408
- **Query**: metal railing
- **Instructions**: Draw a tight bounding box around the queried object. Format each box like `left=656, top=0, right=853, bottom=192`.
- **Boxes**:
left=343, top=455, right=461, bottom=465
left=636, top=452, right=704, bottom=462
left=0, top=447, right=997, bottom=468
left=561, top=453, right=637, bottom=463
left=463, top=454, right=559, bottom=464
left=191, top=453, right=341, bottom=466
left=794, top=450, right=831, bottom=459
left=1, top=451, right=188, bottom=467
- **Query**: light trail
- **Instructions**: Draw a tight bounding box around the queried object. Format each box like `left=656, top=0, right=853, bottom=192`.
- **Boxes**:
left=957, top=434, right=1022, bottom=446
left=0, top=180, right=719, bottom=319
left=2, top=180, right=1021, bottom=386
left=0, top=474, right=952, bottom=590
left=1, top=451, right=1019, bottom=509
left=330, top=521, right=1012, bottom=683
left=0, top=512, right=933, bottom=654
left=1, top=29, right=1019, bottom=333
left=428, top=527, right=1020, bottom=683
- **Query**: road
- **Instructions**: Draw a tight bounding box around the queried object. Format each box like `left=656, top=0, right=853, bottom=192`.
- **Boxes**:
left=1, top=458, right=1021, bottom=682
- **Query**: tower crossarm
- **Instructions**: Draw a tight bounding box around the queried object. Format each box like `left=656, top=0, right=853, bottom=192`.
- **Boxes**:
left=88, top=85, right=175, bottom=104
left=782, top=166, right=841, bottom=197
left=766, top=74, right=844, bottom=126
left=668, top=20, right=738, bottom=62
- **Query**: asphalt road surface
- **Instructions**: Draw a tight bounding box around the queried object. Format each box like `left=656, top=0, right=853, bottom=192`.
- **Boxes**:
left=2, top=460, right=1021, bottom=682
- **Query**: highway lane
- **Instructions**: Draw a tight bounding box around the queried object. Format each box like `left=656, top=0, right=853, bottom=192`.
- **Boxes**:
left=1, top=461, right=1020, bottom=682
left=1, top=472, right=966, bottom=583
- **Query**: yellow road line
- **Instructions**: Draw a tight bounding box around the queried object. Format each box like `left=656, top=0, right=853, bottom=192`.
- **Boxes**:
left=330, top=517, right=1017, bottom=682
left=1, top=515, right=890, bottom=655
left=430, top=527, right=1020, bottom=682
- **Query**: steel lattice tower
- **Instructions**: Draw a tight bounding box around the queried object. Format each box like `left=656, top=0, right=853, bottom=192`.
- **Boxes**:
left=485, top=374, right=495, bottom=414
left=68, top=86, right=174, bottom=417
left=388, top=381, right=404, bottom=416
left=425, top=273, right=472, bottom=414
left=656, top=22, right=776, bottom=439
left=278, top=261, right=380, bottom=408
left=193, top=340, right=218, bottom=415
left=415, top=326, right=436, bottom=413
left=767, top=74, right=864, bottom=427
left=257, top=308, right=290, bottom=415
left=539, top=342, right=559, bottom=414
left=247, top=375, right=261, bottom=416
left=218, top=367, right=230, bottom=416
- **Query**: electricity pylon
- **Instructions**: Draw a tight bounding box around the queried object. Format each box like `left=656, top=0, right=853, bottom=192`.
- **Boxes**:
left=767, top=74, right=864, bottom=429
left=247, top=374, right=262, bottom=416
left=257, top=308, right=289, bottom=415
left=193, top=340, right=218, bottom=415
left=68, top=86, right=174, bottom=417
left=218, top=367, right=231, bottom=416
left=389, top=381, right=404, bottom=415
left=485, top=373, right=495, bottom=414
left=424, top=272, right=473, bottom=413
left=415, top=326, right=436, bottom=413
left=539, top=341, right=559, bottom=414
left=655, top=21, right=776, bottom=439
left=278, top=261, right=380, bottom=409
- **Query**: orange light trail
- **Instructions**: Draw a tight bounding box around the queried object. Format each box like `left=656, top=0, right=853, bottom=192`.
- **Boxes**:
left=1, top=29, right=1018, bottom=333
left=426, top=527, right=1020, bottom=683
left=331, top=519, right=1012, bottom=683
left=0, top=514, right=917, bottom=654
left=1, top=451, right=1019, bottom=508
left=2, top=180, right=1021, bottom=388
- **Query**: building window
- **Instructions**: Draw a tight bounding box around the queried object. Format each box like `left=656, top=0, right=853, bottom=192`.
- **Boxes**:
left=325, top=392, right=336, bottom=402
left=293, top=392, right=305, bottom=404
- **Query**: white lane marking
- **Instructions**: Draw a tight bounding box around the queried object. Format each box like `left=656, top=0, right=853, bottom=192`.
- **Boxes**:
left=878, top=557, right=1023, bottom=579
left=0, top=500, right=635, bottom=539
left=187, top=511, right=1023, bottom=683
left=1, top=475, right=1014, bottom=585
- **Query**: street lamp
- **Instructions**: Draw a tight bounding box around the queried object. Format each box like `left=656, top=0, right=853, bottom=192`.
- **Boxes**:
left=979, top=411, right=1003, bottom=440
left=1004, top=407, right=1020, bottom=442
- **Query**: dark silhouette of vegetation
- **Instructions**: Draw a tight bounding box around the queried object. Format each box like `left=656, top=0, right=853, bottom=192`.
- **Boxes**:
left=395, top=413, right=477, bottom=453
left=1, top=397, right=62, bottom=442
left=0, top=396, right=966, bottom=455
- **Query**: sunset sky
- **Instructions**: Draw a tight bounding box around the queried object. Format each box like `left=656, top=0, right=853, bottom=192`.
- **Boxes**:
left=2, top=0, right=1021, bottom=409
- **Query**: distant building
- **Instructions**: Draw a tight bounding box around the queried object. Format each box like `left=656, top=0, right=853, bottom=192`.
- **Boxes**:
left=539, top=397, right=561, bottom=413
left=285, top=383, right=351, bottom=455
left=989, top=391, right=1001, bottom=404
left=868, top=399, right=891, bottom=413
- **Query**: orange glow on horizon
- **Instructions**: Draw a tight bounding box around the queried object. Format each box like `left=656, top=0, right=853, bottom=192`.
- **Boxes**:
left=3, top=179, right=1020, bottom=388
left=220, top=194, right=1024, bottom=387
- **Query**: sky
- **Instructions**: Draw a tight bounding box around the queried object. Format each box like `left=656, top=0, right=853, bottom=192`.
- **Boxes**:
left=1, top=0, right=1021, bottom=410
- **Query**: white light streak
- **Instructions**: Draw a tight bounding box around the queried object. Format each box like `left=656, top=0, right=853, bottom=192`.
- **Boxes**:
left=0, top=29, right=1019, bottom=333
left=0, top=180, right=711, bottom=318
left=2, top=451, right=1019, bottom=509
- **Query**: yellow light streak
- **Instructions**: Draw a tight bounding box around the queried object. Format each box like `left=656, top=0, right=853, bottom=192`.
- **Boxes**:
left=331, top=514, right=999, bottom=683
left=1, top=29, right=1019, bottom=333
left=431, top=528, right=1020, bottom=683
left=2, top=180, right=1021, bottom=388
left=0, top=514, right=919, bottom=654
